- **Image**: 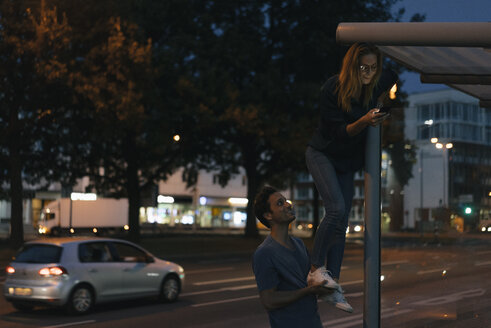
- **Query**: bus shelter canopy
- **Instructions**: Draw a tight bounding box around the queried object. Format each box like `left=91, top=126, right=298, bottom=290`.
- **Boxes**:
left=336, top=22, right=491, bottom=108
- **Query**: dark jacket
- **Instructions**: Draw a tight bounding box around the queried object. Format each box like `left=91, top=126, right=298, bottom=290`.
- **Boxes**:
left=308, top=69, right=398, bottom=172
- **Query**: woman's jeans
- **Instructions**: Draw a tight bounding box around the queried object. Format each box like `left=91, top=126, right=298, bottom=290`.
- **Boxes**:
left=306, top=146, right=354, bottom=279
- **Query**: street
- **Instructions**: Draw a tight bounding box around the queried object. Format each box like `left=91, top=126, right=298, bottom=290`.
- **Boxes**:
left=1, top=241, right=491, bottom=328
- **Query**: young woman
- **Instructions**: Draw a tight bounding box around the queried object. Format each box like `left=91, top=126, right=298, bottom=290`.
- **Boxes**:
left=305, top=42, right=398, bottom=313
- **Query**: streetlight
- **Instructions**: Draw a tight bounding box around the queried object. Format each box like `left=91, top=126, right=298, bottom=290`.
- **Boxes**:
left=434, top=140, right=453, bottom=207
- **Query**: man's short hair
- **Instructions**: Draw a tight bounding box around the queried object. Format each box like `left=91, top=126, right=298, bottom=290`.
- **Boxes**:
left=254, top=186, right=278, bottom=229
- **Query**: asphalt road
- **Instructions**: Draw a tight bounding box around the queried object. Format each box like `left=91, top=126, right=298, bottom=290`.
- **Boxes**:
left=1, top=241, right=491, bottom=328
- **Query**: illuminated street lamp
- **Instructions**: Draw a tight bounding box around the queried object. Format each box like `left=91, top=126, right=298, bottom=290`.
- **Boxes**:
left=434, top=141, right=453, bottom=207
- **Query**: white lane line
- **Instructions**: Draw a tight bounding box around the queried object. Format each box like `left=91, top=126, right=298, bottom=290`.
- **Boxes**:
left=345, top=292, right=363, bottom=298
left=193, top=276, right=255, bottom=286
left=323, top=308, right=414, bottom=328
left=340, top=279, right=364, bottom=286
left=185, top=267, right=235, bottom=274
left=417, top=268, right=447, bottom=275
left=191, top=295, right=259, bottom=307
left=182, top=284, right=257, bottom=297
left=42, top=320, right=96, bottom=328
left=382, top=260, right=409, bottom=266
left=475, top=260, right=491, bottom=266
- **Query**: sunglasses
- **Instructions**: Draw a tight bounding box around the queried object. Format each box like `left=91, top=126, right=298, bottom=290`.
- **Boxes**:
left=359, top=64, right=378, bottom=73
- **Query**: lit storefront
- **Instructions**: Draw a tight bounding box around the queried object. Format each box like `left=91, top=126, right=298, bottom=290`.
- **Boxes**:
left=140, top=195, right=248, bottom=228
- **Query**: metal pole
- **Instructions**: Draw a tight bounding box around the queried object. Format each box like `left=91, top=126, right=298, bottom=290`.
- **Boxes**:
left=420, top=149, right=424, bottom=236
left=364, top=125, right=381, bottom=328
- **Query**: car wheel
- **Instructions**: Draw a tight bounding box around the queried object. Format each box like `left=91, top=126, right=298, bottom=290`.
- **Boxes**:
left=66, top=285, right=94, bottom=315
left=11, top=302, right=34, bottom=312
left=160, top=275, right=180, bottom=302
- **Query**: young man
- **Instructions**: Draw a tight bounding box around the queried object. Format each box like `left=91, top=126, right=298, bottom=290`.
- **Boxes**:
left=252, top=186, right=335, bottom=328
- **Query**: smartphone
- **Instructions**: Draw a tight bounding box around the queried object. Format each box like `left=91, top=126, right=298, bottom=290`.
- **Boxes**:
left=378, top=106, right=391, bottom=114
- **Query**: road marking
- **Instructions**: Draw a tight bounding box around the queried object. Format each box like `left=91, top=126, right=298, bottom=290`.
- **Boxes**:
left=193, top=276, right=255, bottom=286
left=42, top=320, right=96, bottom=328
left=382, top=260, right=409, bottom=266
left=475, top=260, right=491, bottom=266
left=191, top=295, right=259, bottom=307
left=322, top=308, right=414, bottom=328
left=417, top=268, right=447, bottom=275
left=182, top=284, right=257, bottom=296
left=340, top=279, right=364, bottom=286
left=411, top=288, right=486, bottom=306
left=185, top=267, right=235, bottom=274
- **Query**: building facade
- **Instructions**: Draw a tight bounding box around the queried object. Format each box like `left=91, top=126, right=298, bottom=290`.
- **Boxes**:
left=404, top=89, right=491, bottom=232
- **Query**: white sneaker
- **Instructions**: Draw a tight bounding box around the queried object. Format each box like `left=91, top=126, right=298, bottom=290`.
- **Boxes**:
left=307, top=267, right=339, bottom=290
left=323, top=288, right=354, bottom=313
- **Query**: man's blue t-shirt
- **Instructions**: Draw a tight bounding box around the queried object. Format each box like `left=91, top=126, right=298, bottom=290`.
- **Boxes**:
left=252, top=235, right=322, bottom=328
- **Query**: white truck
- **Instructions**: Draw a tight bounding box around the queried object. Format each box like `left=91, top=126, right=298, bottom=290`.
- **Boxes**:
left=38, top=198, right=129, bottom=236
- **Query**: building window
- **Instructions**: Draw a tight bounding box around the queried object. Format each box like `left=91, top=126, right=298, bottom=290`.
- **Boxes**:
left=296, top=187, right=310, bottom=200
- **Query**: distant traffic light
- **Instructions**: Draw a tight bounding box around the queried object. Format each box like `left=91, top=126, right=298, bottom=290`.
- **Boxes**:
left=464, top=207, right=472, bottom=215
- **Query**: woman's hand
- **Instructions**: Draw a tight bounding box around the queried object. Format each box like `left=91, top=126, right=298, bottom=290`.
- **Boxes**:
left=364, top=108, right=389, bottom=127
left=347, top=107, right=390, bottom=137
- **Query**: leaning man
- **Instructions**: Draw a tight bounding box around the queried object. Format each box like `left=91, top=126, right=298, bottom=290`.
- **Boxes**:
left=252, top=186, right=333, bottom=328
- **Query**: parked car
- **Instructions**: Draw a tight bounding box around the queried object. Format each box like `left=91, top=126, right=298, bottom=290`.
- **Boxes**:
left=3, top=237, right=184, bottom=314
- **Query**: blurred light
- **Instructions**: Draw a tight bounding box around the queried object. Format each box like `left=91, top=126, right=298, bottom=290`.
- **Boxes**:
left=124, top=225, right=129, bottom=230
left=396, top=301, right=400, bottom=305
left=173, top=134, right=180, bottom=142
left=465, top=207, right=472, bottom=215
left=158, top=195, right=175, bottom=204
left=488, top=191, right=491, bottom=197
left=346, top=226, right=350, bottom=234
left=286, top=200, right=292, bottom=205
left=297, top=225, right=303, bottom=230
left=435, top=143, right=443, bottom=149
left=442, top=270, right=447, bottom=276
left=482, top=227, right=487, bottom=232
left=431, top=137, right=438, bottom=143
left=181, top=215, right=194, bottom=224
left=6, top=266, right=15, bottom=274
left=69, top=228, right=75, bottom=234
left=488, top=227, right=491, bottom=232
left=46, top=208, right=51, bottom=213
left=199, top=196, right=207, bottom=206
left=446, top=143, right=453, bottom=149
left=389, top=83, right=397, bottom=99
left=71, top=192, right=97, bottom=201
left=308, top=224, right=313, bottom=229
left=354, top=225, right=362, bottom=232
left=425, top=120, right=434, bottom=126
left=39, top=266, right=66, bottom=277
left=93, top=228, right=98, bottom=234
left=380, top=275, right=385, bottom=282
left=228, top=197, right=248, bottom=206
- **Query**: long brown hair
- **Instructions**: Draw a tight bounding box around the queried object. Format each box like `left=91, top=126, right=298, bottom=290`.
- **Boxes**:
left=336, top=43, right=382, bottom=112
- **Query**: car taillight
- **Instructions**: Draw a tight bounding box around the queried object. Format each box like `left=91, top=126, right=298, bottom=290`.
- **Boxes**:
left=6, top=266, right=15, bottom=274
left=38, top=266, right=68, bottom=277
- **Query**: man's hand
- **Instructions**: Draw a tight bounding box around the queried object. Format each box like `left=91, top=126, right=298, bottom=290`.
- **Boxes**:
left=309, top=280, right=335, bottom=297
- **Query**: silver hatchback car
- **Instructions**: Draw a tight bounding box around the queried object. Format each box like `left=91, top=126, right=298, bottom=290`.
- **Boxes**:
left=3, top=237, right=185, bottom=314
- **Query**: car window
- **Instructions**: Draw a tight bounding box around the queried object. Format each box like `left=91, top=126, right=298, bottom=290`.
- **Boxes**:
left=78, top=242, right=113, bottom=263
left=111, top=242, right=148, bottom=263
left=13, top=244, right=62, bottom=263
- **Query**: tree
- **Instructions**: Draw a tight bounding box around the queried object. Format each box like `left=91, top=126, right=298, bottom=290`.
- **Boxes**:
left=174, top=0, right=411, bottom=237
left=0, top=0, right=76, bottom=248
